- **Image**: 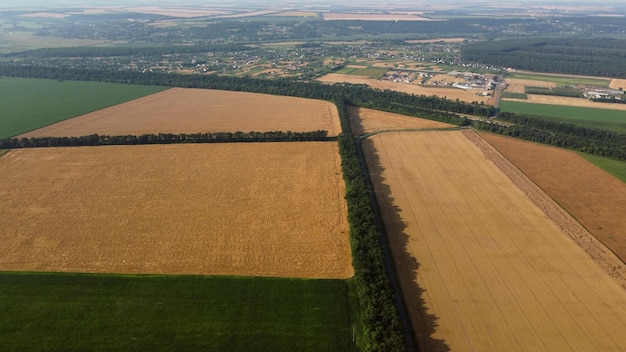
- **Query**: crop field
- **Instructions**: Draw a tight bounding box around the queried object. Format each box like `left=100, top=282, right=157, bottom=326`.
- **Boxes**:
left=362, top=130, right=626, bottom=351
left=317, top=73, right=492, bottom=105
left=499, top=100, right=626, bottom=133
left=20, top=88, right=341, bottom=138
left=0, top=143, right=352, bottom=278
left=0, top=32, right=109, bottom=53
left=0, top=77, right=167, bottom=139
left=0, top=272, right=355, bottom=352
left=347, top=106, right=453, bottom=135
left=335, top=66, right=389, bottom=78
left=480, top=132, right=626, bottom=265
left=610, top=79, right=626, bottom=89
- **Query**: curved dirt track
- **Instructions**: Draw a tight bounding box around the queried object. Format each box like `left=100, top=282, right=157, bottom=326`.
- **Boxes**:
left=363, top=130, right=626, bottom=351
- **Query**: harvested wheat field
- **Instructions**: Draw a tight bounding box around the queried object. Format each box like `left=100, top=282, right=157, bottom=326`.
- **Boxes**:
left=363, top=130, right=626, bottom=351
left=347, top=106, right=453, bottom=135
left=609, top=79, right=626, bottom=90
left=0, top=143, right=352, bottom=278
left=20, top=88, right=341, bottom=138
left=481, top=132, right=626, bottom=265
left=317, top=73, right=492, bottom=104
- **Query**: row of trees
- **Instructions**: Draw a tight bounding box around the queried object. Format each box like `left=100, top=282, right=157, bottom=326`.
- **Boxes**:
left=335, top=99, right=408, bottom=351
left=473, top=112, right=626, bottom=161
left=0, top=64, right=496, bottom=118
left=462, top=38, right=626, bottom=77
left=0, top=131, right=330, bottom=149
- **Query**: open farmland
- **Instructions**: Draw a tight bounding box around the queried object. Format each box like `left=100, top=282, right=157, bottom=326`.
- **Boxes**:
left=502, top=94, right=626, bottom=111
left=318, top=73, right=492, bottom=105
left=480, top=132, right=626, bottom=265
left=0, top=77, right=167, bottom=139
left=20, top=88, right=341, bottom=138
left=0, top=273, right=355, bottom=352
left=362, top=130, right=626, bottom=351
left=347, top=106, right=453, bottom=135
left=0, top=143, right=352, bottom=278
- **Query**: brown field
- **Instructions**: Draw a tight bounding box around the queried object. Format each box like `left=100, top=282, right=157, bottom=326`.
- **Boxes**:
left=610, top=79, right=626, bottom=90
left=125, top=6, right=231, bottom=18
left=363, top=130, right=626, bottom=351
left=322, top=13, right=434, bottom=21
left=272, top=11, right=318, bottom=17
left=347, top=106, right=453, bottom=135
left=405, top=38, right=467, bottom=43
left=317, top=73, right=492, bottom=105
left=21, top=88, right=341, bottom=138
left=480, top=132, right=626, bottom=264
left=503, top=94, right=626, bottom=110
left=0, top=143, right=352, bottom=278
left=504, top=78, right=557, bottom=88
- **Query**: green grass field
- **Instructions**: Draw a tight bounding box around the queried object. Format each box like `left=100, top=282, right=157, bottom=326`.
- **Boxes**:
left=499, top=101, right=626, bottom=133
left=336, top=66, right=388, bottom=78
left=0, top=77, right=168, bottom=139
left=505, top=72, right=610, bottom=87
left=0, top=272, right=356, bottom=352
left=580, top=153, right=626, bottom=183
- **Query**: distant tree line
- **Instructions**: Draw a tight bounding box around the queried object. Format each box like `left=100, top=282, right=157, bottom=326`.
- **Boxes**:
left=1, top=44, right=254, bottom=59
left=0, top=64, right=496, bottom=118
left=462, top=38, right=626, bottom=77
left=472, top=112, right=626, bottom=160
left=0, top=131, right=330, bottom=149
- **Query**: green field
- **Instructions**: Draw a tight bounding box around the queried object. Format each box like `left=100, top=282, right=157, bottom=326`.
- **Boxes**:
left=505, top=72, right=610, bottom=87
left=336, top=66, right=388, bottom=78
left=580, top=153, right=626, bottom=183
left=502, top=92, right=528, bottom=99
left=499, top=101, right=626, bottom=133
left=0, top=77, right=168, bottom=139
left=0, top=272, right=356, bottom=352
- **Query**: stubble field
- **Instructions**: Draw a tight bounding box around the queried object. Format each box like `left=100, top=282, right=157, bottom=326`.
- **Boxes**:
left=480, top=132, right=626, bottom=265
left=0, top=143, right=352, bottom=279
left=363, top=130, right=626, bottom=351
left=20, top=87, right=341, bottom=138
left=347, top=106, right=453, bottom=135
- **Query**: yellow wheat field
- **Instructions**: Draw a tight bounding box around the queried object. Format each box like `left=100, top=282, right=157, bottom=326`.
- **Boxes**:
left=0, top=143, right=352, bottom=278
left=610, top=79, right=626, bottom=90
left=21, top=88, right=341, bottom=138
left=363, top=130, right=626, bottom=351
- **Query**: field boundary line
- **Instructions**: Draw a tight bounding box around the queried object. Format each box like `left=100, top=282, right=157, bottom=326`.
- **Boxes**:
left=464, top=129, right=626, bottom=291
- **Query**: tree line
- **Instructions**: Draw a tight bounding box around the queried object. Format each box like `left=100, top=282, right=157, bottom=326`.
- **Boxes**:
left=0, top=64, right=496, bottom=118
left=473, top=112, right=626, bottom=161
left=0, top=131, right=330, bottom=149
left=335, top=99, right=409, bottom=351
left=462, top=38, right=626, bottom=77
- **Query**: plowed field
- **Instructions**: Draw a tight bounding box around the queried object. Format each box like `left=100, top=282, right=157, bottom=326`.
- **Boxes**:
left=363, top=130, right=626, bottom=351
left=347, top=106, right=453, bottom=135
left=480, top=132, right=626, bottom=264
left=20, top=88, right=341, bottom=138
left=0, top=143, right=352, bottom=278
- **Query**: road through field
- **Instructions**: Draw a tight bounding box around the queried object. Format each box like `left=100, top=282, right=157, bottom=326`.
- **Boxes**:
left=363, top=131, right=626, bottom=351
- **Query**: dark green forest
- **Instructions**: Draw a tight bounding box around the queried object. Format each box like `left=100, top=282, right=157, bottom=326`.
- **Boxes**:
left=462, top=38, right=626, bottom=77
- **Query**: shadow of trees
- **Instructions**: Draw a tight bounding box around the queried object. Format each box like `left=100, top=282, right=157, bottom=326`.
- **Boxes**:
left=360, top=137, right=450, bottom=352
